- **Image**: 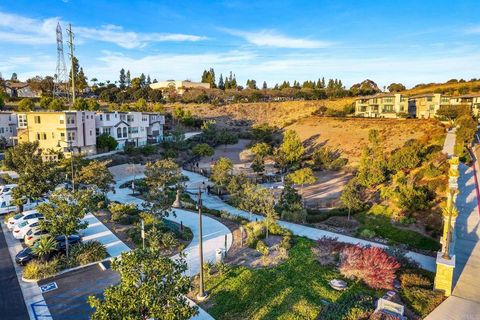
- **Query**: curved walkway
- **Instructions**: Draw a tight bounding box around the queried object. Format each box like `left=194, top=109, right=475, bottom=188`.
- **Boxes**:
left=107, top=171, right=232, bottom=320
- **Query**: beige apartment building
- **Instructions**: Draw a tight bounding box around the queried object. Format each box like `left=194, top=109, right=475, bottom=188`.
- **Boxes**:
left=450, top=94, right=480, bottom=116
left=17, top=111, right=96, bottom=159
left=355, top=93, right=411, bottom=118
left=408, top=93, right=450, bottom=119
left=149, top=80, right=210, bottom=95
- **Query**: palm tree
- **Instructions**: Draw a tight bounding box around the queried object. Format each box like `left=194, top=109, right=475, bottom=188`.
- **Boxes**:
left=32, top=237, right=58, bottom=261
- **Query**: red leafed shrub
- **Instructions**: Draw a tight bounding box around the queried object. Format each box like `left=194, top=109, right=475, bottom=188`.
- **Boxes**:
left=339, top=246, right=400, bottom=290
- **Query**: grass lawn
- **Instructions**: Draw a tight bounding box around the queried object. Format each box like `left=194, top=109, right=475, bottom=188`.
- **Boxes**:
left=201, top=237, right=378, bottom=320
left=356, top=213, right=440, bottom=252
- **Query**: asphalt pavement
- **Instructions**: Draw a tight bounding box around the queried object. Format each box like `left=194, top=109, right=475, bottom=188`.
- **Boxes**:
left=0, top=224, right=29, bottom=320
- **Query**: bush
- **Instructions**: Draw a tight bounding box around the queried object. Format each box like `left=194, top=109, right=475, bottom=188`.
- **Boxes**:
left=108, top=202, right=140, bottom=225
left=400, top=273, right=431, bottom=288
left=192, top=143, right=214, bottom=157
left=319, top=293, right=374, bottom=320
left=23, top=259, right=59, bottom=280
left=312, top=147, right=348, bottom=171
left=96, top=133, right=118, bottom=152
left=256, top=240, right=269, bottom=256
left=140, top=144, right=156, bottom=155
left=402, top=286, right=444, bottom=317
left=359, top=229, right=376, bottom=239
left=17, top=98, right=35, bottom=111
left=69, top=241, right=107, bottom=266
left=306, top=208, right=349, bottom=223
left=245, top=221, right=266, bottom=248
left=339, top=246, right=400, bottom=290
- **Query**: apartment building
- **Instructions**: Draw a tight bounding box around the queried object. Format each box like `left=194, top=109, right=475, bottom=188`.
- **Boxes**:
left=0, top=112, right=18, bottom=146
left=149, top=80, right=210, bottom=95
left=355, top=93, right=411, bottom=118
left=409, top=93, right=450, bottom=119
left=17, top=111, right=96, bottom=158
left=450, top=94, right=480, bottom=116
left=95, top=111, right=164, bottom=149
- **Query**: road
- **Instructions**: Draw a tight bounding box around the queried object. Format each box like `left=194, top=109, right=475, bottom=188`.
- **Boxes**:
left=0, top=222, right=29, bottom=319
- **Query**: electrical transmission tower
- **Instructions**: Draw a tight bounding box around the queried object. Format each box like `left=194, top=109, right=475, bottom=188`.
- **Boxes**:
left=54, top=22, right=69, bottom=99
left=66, top=24, right=76, bottom=104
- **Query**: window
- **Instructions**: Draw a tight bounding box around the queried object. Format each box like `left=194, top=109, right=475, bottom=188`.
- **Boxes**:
left=60, top=132, right=65, bottom=139
left=67, top=116, right=75, bottom=125
left=0, top=128, right=4, bottom=134
left=127, top=115, right=134, bottom=122
left=96, top=128, right=100, bottom=136
left=52, top=133, right=55, bottom=139
left=129, top=127, right=139, bottom=134
left=90, top=130, right=93, bottom=136
left=36, top=133, right=40, bottom=140
left=59, top=116, right=65, bottom=124
left=34, top=116, right=41, bottom=124
left=117, top=128, right=122, bottom=138
left=99, top=115, right=103, bottom=121
left=67, top=131, right=75, bottom=141
left=427, top=97, right=433, bottom=102
left=384, top=105, right=394, bottom=112
left=18, top=115, right=27, bottom=127
left=142, top=115, right=148, bottom=121
left=106, top=114, right=110, bottom=121
left=123, top=127, right=127, bottom=138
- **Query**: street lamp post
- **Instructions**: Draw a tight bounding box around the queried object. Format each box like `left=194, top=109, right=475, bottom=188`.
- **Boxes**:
left=57, top=140, right=75, bottom=192
left=442, top=187, right=457, bottom=260
left=196, top=186, right=208, bottom=300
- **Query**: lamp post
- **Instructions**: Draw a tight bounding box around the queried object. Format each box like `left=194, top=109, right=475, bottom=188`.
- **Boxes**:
left=442, top=187, right=457, bottom=260
left=196, top=185, right=208, bottom=300
left=57, top=140, right=75, bottom=192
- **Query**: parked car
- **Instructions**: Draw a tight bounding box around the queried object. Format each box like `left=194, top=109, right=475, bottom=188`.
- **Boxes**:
left=7, top=210, right=42, bottom=231
left=13, top=219, right=43, bottom=240
left=24, top=227, right=50, bottom=247
left=15, top=235, right=82, bottom=265
left=0, top=196, right=46, bottom=215
left=0, top=184, right=17, bottom=196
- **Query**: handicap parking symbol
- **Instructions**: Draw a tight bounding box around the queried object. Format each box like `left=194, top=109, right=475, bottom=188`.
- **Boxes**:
left=40, top=282, right=58, bottom=293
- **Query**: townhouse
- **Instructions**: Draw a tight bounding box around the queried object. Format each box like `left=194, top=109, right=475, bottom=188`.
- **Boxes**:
left=408, top=93, right=451, bottom=119
left=17, top=111, right=97, bottom=159
left=0, top=112, right=18, bottom=146
left=450, top=94, right=480, bottom=116
left=95, top=111, right=165, bottom=149
left=355, top=93, right=412, bottom=118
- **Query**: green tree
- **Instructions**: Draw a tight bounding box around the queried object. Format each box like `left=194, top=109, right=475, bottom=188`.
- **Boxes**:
left=76, top=160, right=114, bottom=194
left=135, top=98, right=147, bottom=110
left=119, top=68, right=126, bottom=89
left=48, top=98, right=65, bottom=111
left=211, top=157, right=233, bottom=194
left=96, top=133, right=118, bottom=151
left=279, top=129, right=305, bottom=168
left=39, top=96, right=53, bottom=109
left=251, top=155, right=265, bottom=176
left=436, top=105, right=470, bottom=122
left=250, top=142, right=272, bottom=158
left=88, top=248, right=197, bottom=320
left=247, top=186, right=278, bottom=239
left=73, top=97, right=88, bottom=110
left=38, top=189, right=95, bottom=257
left=17, top=98, right=34, bottom=111
left=387, top=83, right=406, bottom=93
left=287, top=168, right=316, bottom=206
left=357, top=129, right=388, bottom=187
left=340, top=179, right=364, bottom=220
left=192, top=143, right=214, bottom=157
left=277, top=180, right=306, bottom=222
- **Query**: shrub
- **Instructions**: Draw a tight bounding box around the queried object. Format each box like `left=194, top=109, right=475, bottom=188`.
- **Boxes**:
left=23, top=259, right=59, bottom=280
left=108, top=202, right=140, bottom=224
left=96, top=133, right=118, bottom=152
left=339, top=246, right=400, bottom=290
left=140, top=144, right=156, bottom=155
left=17, top=98, right=34, bottom=111
left=359, top=229, right=376, bottom=239
left=69, top=241, right=107, bottom=266
left=402, top=287, right=444, bottom=317
left=312, top=147, right=348, bottom=171
left=400, top=273, right=431, bottom=288
left=192, top=143, right=214, bottom=157
left=319, top=293, right=374, bottom=320
left=245, top=222, right=266, bottom=248
left=256, top=240, right=269, bottom=256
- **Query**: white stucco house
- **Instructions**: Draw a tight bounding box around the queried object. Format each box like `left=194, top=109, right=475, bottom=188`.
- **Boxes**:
left=95, top=111, right=164, bottom=150
left=0, top=112, right=17, bottom=146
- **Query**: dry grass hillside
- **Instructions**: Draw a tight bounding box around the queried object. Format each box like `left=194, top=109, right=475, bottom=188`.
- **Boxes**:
left=287, top=117, right=445, bottom=165
left=167, top=98, right=355, bottom=127
left=402, top=80, right=480, bottom=96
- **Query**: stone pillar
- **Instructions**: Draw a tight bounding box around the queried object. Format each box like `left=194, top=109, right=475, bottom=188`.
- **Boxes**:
left=434, top=156, right=459, bottom=296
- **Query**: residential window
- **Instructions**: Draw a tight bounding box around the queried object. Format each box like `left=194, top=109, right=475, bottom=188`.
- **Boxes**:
left=34, top=116, right=41, bottom=124
left=384, top=105, right=394, bottom=112
left=142, top=115, right=148, bottom=121
left=106, top=114, right=110, bottom=121
left=105, top=128, right=111, bottom=135
left=427, top=97, right=433, bottom=102
left=100, top=115, right=103, bottom=121
left=18, top=115, right=27, bottom=127
left=0, top=128, right=4, bottom=134
left=123, top=127, right=127, bottom=138
left=90, top=130, right=93, bottom=136
left=59, top=115, right=65, bottom=124
left=67, top=131, right=75, bottom=141
left=96, top=128, right=100, bottom=136
left=117, top=128, right=122, bottom=138
left=67, top=116, right=75, bottom=124
left=36, top=133, right=40, bottom=140
left=60, top=132, right=65, bottom=139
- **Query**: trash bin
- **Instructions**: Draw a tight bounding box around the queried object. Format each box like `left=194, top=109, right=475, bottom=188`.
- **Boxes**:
left=215, top=248, right=225, bottom=263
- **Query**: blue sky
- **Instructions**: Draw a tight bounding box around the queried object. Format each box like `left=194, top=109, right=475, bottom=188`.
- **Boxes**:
left=1, top=0, right=480, bottom=88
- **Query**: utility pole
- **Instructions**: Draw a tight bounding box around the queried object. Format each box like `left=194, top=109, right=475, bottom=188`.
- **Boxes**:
left=66, top=23, right=76, bottom=104
left=196, top=187, right=207, bottom=300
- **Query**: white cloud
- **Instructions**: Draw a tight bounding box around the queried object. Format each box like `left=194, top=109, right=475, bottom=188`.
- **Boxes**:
left=0, top=10, right=207, bottom=48
left=222, top=28, right=332, bottom=48
left=75, top=24, right=207, bottom=49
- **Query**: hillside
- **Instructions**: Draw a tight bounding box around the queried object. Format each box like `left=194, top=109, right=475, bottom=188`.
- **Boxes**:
left=402, top=80, right=480, bottom=96
left=286, top=117, right=445, bottom=165
left=167, top=98, right=355, bottom=127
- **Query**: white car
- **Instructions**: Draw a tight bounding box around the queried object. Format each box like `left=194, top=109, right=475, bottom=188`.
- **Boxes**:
left=0, top=184, right=17, bottom=196
left=7, top=210, right=43, bottom=231
left=0, top=196, right=45, bottom=215
left=13, top=218, right=43, bottom=240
